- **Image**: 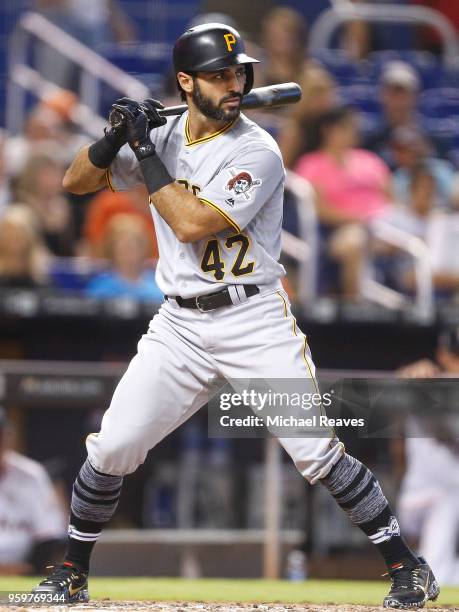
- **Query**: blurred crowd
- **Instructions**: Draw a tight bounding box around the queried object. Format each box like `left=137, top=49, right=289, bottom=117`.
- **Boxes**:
left=0, top=91, right=160, bottom=300
left=1, top=3, right=459, bottom=305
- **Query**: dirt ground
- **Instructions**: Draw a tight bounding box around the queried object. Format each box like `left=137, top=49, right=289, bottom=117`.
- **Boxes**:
left=1, top=602, right=456, bottom=612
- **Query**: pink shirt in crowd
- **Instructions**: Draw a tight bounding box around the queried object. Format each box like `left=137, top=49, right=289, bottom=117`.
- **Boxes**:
left=294, top=149, right=391, bottom=221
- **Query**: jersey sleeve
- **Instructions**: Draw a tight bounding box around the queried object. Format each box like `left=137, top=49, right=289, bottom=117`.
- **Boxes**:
left=198, top=147, right=284, bottom=232
left=106, top=144, right=143, bottom=192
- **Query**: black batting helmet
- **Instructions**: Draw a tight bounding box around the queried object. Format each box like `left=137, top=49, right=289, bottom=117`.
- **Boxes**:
left=173, top=23, right=260, bottom=95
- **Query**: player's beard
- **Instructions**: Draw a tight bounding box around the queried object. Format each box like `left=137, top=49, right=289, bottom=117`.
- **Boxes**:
left=192, top=79, right=242, bottom=121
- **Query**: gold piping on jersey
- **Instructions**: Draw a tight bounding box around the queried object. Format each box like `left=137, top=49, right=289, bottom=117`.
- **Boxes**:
left=105, top=169, right=116, bottom=192
left=199, top=197, right=241, bottom=233
left=276, top=291, right=315, bottom=376
left=185, top=115, right=238, bottom=146
left=275, top=290, right=340, bottom=447
left=276, top=290, right=297, bottom=335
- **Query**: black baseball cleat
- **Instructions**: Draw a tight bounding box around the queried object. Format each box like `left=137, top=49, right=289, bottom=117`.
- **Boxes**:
left=32, top=561, right=89, bottom=603
left=383, top=557, right=440, bottom=609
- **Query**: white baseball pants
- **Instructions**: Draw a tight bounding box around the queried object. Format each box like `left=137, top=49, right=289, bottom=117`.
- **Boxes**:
left=86, top=286, right=344, bottom=482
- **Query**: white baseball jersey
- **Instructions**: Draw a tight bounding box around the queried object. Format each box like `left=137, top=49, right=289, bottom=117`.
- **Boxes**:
left=107, top=112, right=286, bottom=297
left=0, top=451, right=66, bottom=563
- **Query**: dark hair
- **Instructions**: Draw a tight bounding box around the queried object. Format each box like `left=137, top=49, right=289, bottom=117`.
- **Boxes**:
left=310, top=105, right=355, bottom=150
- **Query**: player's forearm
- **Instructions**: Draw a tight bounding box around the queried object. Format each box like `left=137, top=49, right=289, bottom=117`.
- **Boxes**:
left=63, top=146, right=107, bottom=194
left=151, top=183, right=228, bottom=242
left=134, top=144, right=229, bottom=242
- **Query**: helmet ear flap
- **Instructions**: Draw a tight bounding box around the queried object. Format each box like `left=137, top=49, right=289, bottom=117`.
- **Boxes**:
left=243, top=64, right=254, bottom=95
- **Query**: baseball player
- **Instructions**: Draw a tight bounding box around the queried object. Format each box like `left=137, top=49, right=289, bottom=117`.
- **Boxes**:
left=33, top=24, right=438, bottom=608
left=0, top=408, right=67, bottom=573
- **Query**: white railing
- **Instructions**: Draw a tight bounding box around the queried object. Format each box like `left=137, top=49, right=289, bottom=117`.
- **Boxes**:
left=310, top=2, right=459, bottom=66
left=7, top=12, right=150, bottom=135
left=281, top=171, right=318, bottom=305
left=9, top=64, right=106, bottom=139
left=364, top=219, right=433, bottom=319
left=280, top=174, right=433, bottom=315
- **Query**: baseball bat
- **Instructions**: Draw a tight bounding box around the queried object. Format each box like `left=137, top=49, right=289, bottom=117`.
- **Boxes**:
left=159, top=82, right=302, bottom=116
left=109, top=82, right=301, bottom=126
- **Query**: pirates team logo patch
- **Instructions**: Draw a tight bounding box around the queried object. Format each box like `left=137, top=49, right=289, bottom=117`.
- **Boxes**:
left=225, top=168, right=262, bottom=201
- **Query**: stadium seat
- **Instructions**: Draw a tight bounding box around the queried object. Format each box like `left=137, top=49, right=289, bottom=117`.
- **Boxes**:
left=118, top=0, right=200, bottom=46
left=337, top=84, right=381, bottom=135
left=103, top=44, right=172, bottom=77
left=311, top=49, right=372, bottom=86
left=49, top=258, right=104, bottom=291
left=420, top=88, right=459, bottom=154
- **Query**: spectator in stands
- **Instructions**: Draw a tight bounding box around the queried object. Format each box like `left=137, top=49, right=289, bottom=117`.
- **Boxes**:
left=340, top=0, right=373, bottom=61
left=395, top=327, right=459, bottom=585
left=390, top=126, right=459, bottom=209
left=278, top=65, right=337, bottom=168
left=0, top=206, right=51, bottom=288
left=15, top=153, right=75, bottom=257
left=379, top=163, right=459, bottom=296
left=256, top=7, right=308, bottom=87
left=395, top=163, right=438, bottom=237
left=5, top=93, right=86, bottom=179
left=257, top=5, right=339, bottom=155
left=0, top=406, right=66, bottom=574
left=85, top=214, right=162, bottom=302
left=0, top=132, right=10, bottom=219
left=375, top=164, right=437, bottom=291
left=295, top=106, right=392, bottom=298
left=424, top=210, right=459, bottom=296
left=365, top=61, right=425, bottom=168
left=6, top=106, right=65, bottom=179
left=82, top=185, right=158, bottom=259
left=339, top=0, right=393, bottom=61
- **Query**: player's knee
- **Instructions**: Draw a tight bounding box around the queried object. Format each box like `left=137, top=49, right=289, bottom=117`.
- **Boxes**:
left=86, top=433, right=147, bottom=476
left=284, top=438, right=345, bottom=484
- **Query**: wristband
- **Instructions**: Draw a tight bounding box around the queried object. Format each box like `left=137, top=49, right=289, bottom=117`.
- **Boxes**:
left=139, top=153, right=174, bottom=194
left=88, top=129, right=125, bottom=169
left=132, top=140, right=156, bottom=162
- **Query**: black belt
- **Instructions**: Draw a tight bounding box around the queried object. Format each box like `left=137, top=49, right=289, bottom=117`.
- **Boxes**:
left=166, top=285, right=259, bottom=312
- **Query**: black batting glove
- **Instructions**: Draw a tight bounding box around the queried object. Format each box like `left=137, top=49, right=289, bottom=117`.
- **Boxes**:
left=139, top=98, right=168, bottom=131
left=87, top=97, right=146, bottom=169
left=108, top=97, right=143, bottom=127
left=110, top=104, right=155, bottom=161
left=111, top=98, right=172, bottom=193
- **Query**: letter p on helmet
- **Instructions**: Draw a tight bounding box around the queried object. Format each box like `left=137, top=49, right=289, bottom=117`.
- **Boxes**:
left=224, top=33, right=236, bottom=51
